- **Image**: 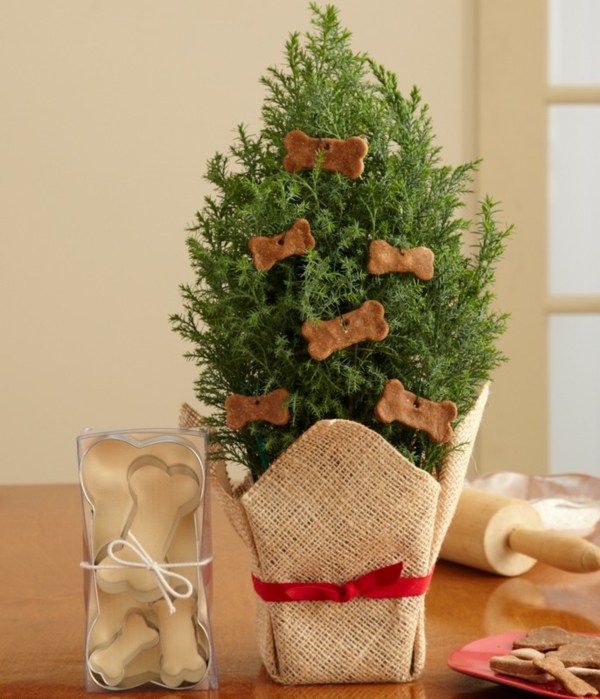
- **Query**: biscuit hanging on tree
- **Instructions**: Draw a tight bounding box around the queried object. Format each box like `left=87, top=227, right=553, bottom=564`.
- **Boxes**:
left=248, top=219, right=315, bottom=271
left=225, top=388, right=290, bottom=430
left=283, top=129, right=368, bottom=180
left=301, top=300, right=389, bottom=361
left=367, top=240, right=434, bottom=281
left=374, top=379, right=457, bottom=443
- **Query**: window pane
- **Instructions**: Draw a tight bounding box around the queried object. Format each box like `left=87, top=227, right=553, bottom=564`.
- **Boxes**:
left=548, top=105, right=600, bottom=295
left=549, top=0, right=600, bottom=85
left=549, top=314, right=600, bottom=476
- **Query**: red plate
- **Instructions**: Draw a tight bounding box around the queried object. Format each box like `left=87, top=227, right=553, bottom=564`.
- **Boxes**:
left=448, top=631, right=600, bottom=698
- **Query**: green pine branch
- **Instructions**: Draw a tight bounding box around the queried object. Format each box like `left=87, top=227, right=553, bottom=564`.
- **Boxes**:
left=171, top=4, right=511, bottom=480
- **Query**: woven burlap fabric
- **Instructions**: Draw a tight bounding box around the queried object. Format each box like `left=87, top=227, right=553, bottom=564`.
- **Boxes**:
left=179, top=383, right=489, bottom=685
left=430, top=383, right=490, bottom=565
left=242, top=419, right=440, bottom=684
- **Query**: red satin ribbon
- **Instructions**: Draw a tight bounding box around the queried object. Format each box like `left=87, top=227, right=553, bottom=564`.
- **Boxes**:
left=252, top=561, right=433, bottom=604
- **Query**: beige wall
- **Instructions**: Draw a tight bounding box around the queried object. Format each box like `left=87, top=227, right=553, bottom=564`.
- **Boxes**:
left=1, top=0, right=476, bottom=484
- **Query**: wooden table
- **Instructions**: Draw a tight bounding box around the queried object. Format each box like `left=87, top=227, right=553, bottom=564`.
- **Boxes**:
left=1, top=484, right=599, bottom=698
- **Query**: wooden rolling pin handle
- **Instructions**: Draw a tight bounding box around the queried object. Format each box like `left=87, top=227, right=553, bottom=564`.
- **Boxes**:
left=508, top=527, right=600, bottom=573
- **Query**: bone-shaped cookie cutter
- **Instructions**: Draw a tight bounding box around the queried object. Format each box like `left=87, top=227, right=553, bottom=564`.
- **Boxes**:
left=95, top=459, right=201, bottom=600
left=79, top=435, right=205, bottom=559
left=248, top=218, right=315, bottom=271
left=87, top=590, right=150, bottom=654
left=151, top=597, right=208, bottom=688
left=114, top=643, right=161, bottom=689
left=283, top=129, right=368, bottom=180
left=80, top=439, right=136, bottom=558
left=118, top=644, right=161, bottom=689
left=367, top=240, right=435, bottom=281
left=88, top=611, right=159, bottom=687
left=85, top=509, right=210, bottom=690
left=225, top=388, right=289, bottom=430
left=374, top=379, right=457, bottom=443
left=301, top=300, right=389, bottom=361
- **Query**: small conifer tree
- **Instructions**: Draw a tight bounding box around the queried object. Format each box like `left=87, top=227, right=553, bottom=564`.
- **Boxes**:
left=171, top=4, right=511, bottom=481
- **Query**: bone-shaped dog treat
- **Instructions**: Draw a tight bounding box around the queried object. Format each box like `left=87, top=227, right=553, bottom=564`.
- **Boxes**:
left=367, top=240, right=435, bottom=281
left=533, top=656, right=598, bottom=697
left=152, top=597, right=207, bottom=688
left=514, top=626, right=576, bottom=651
left=96, top=462, right=200, bottom=600
left=248, top=218, right=315, bottom=271
left=88, top=612, right=159, bottom=687
left=301, top=300, right=389, bottom=361
left=374, top=379, right=457, bottom=443
left=547, top=640, right=600, bottom=669
left=225, top=387, right=289, bottom=430
left=490, top=650, right=551, bottom=684
left=283, top=129, right=368, bottom=179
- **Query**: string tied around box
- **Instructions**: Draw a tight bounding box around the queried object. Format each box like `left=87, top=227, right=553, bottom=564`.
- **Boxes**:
left=80, top=531, right=213, bottom=614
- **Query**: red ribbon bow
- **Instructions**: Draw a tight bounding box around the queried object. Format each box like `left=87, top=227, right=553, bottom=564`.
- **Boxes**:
left=252, top=561, right=433, bottom=604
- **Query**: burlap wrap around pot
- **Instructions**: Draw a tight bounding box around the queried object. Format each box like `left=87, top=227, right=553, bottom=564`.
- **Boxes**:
left=180, top=384, right=489, bottom=685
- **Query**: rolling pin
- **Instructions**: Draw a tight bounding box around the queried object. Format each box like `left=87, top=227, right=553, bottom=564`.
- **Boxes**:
left=439, top=487, right=600, bottom=576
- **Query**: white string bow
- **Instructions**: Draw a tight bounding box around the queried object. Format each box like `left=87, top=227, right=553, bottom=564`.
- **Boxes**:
left=81, top=532, right=212, bottom=614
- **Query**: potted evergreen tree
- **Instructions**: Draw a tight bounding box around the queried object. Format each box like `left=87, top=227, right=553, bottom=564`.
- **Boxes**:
left=173, top=4, right=510, bottom=685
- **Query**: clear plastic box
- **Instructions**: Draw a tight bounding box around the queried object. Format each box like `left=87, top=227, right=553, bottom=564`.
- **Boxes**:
left=77, top=428, right=218, bottom=692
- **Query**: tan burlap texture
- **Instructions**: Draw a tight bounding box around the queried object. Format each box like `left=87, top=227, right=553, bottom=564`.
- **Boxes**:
left=180, top=383, right=489, bottom=685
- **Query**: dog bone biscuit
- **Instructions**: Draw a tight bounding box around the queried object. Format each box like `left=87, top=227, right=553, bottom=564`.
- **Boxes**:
left=533, top=656, right=599, bottom=696
left=514, top=626, right=576, bottom=652
left=374, top=379, right=457, bottom=443
left=225, top=388, right=289, bottom=429
left=367, top=240, right=434, bottom=281
left=512, top=648, right=547, bottom=661
left=490, top=652, right=552, bottom=684
left=548, top=640, right=600, bottom=670
left=571, top=669, right=600, bottom=690
left=88, top=612, right=159, bottom=687
left=283, top=129, right=368, bottom=179
left=249, top=218, right=315, bottom=271
left=491, top=628, right=600, bottom=696
left=301, top=300, right=389, bottom=361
